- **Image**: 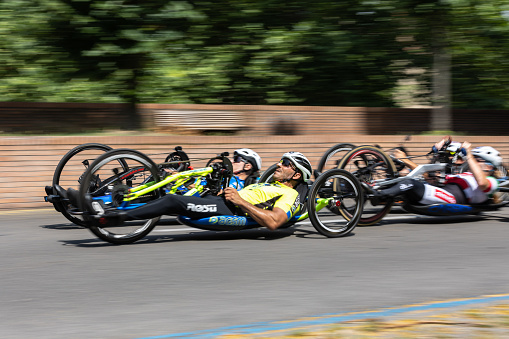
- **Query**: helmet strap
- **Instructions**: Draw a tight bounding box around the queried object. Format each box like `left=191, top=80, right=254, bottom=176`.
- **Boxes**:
left=277, top=170, right=298, bottom=183
left=233, top=163, right=252, bottom=176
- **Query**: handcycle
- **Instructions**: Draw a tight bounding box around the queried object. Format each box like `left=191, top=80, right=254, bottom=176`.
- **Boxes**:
left=336, top=144, right=509, bottom=225
left=321, top=137, right=485, bottom=225
left=74, top=148, right=365, bottom=244
left=316, top=136, right=414, bottom=174
left=44, top=143, right=191, bottom=226
left=276, top=137, right=424, bottom=226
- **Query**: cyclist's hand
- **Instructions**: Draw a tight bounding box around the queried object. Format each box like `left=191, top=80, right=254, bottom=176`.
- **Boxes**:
left=433, top=135, right=452, bottom=151
left=461, top=141, right=471, bottom=152
left=224, top=187, right=244, bottom=205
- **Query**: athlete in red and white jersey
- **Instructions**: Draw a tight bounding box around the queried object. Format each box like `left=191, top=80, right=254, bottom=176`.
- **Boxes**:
left=444, top=172, right=498, bottom=204
left=367, top=140, right=502, bottom=206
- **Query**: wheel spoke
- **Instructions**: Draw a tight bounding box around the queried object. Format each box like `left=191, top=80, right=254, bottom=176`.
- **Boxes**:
left=338, top=146, right=397, bottom=226
left=307, top=169, right=363, bottom=237
left=79, top=149, right=161, bottom=244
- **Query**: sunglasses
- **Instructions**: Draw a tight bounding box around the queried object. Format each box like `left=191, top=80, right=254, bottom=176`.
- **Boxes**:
left=279, top=158, right=295, bottom=170
left=233, top=155, right=248, bottom=164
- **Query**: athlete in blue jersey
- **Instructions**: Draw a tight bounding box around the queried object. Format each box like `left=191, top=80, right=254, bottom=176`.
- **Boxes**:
left=229, top=148, right=262, bottom=190
left=166, top=148, right=262, bottom=193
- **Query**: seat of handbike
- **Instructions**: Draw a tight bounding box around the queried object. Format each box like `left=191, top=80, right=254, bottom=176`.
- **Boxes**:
left=402, top=200, right=509, bottom=216
left=177, top=178, right=314, bottom=231
left=177, top=209, right=307, bottom=231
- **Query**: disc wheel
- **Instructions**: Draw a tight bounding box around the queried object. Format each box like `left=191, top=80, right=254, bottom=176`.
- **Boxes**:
left=338, top=146, right=397, bottom=226
left=52, top=143, right=128, bottom=226
left=79, top=149, right=162, bottom=245
left=317, top=143, right=356, bottom=173
left=307, top=169, right=363, bottom=237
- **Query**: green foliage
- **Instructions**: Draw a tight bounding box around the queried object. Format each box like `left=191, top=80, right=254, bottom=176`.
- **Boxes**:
left=449, top=0, right=509, bottom=108
left=1, top=0, right=509, bottom=109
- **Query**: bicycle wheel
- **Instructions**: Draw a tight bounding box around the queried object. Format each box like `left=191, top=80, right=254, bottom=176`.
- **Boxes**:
left=52, top=143, right=128, bottom=226
left=259, top=164, right=278, bottom=183
left=307, top=169, right=363, bottom=237
left=317, top=143, right=356, bottom=173
left=338, top=145, right=397, bottom=226
left=162, top=146, right=191, bottom=172
left=79, top=149, right=162, bottom=245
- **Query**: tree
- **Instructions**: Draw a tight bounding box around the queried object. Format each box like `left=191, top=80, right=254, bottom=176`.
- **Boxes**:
left=2, top=0, right=509, bottom=121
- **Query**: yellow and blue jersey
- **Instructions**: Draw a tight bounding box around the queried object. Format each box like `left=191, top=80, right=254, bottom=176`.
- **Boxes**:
left=238, top=181, right=300, bottom=220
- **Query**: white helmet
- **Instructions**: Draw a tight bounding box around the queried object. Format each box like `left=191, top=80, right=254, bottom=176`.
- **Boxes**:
left=281, top=152, right=312, bottom=182
left=233, top=148, right=262, bottom=172
left=472, top=146, right=502, bottom=167
left=446, top=141, right=466, bottom=160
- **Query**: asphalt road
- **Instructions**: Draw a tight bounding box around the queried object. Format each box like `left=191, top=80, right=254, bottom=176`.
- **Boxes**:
left=2, top=207, right=509, bottom=339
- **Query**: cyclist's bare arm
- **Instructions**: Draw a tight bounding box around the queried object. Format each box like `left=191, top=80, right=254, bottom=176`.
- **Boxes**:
left=462, top=141, right=491, bottom=191
left=393, top=149, right=419, bottom=170
left=223, top=187, right=288, bottom=230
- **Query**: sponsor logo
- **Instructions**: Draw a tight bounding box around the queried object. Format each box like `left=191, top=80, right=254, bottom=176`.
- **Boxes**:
left=210, top=216, right=247, bottom=226
left=291, top=195, right=301, bottom=213
left=399, top=183, right=414, bottom=191
left=434, top=190, right=456, bottom=203
left=186, top=203, right=217, bottom=213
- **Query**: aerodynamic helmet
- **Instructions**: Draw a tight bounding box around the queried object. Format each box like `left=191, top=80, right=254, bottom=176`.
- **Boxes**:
left=472, top=146, right=502, bottom=167
left=281, top=152, right=312, bottom=182
left=233, top=148, right=262, bottom=172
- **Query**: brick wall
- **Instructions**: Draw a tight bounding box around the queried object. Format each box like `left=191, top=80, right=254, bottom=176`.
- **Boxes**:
left=1, top=134, right=508, bottom=211
left=3, top=102, right=509, bottom=136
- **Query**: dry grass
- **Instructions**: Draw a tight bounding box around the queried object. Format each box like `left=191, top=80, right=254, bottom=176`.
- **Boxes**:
left=214, top=303, right=509, bottom=339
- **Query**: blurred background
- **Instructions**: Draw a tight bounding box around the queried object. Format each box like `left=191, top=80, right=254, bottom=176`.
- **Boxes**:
left=1, top=0, right=509, bottom=210
left=1, top=0, right=509, bottom=134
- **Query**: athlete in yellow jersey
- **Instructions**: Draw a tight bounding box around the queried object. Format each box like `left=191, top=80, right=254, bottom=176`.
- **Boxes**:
left=223, top=152, right=312, bottom=229
left=88, top=152, right=313, bottom=231
left=237, top=182, right=300, bottom=219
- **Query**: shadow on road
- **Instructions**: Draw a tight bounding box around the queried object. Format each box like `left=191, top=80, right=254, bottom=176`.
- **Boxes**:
left=57, top=226, right=300, bottom=247
left=364, top=213, right=485, bottom=227
left=41, top=223, right=85, bottom=230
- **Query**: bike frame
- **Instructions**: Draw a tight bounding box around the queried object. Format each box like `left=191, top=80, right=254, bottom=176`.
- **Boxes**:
left=82, top=148, right=360, bottom=236
left=372, top=163, right=447, bottom=189
left=125, top=166, right=214, bottom=201
left=373, top=162, right=509, bottom=191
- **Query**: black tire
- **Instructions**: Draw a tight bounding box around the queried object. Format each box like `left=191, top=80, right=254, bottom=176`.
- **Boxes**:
left=307, top=169, right=363, bottom=237
left=317, top=143, right=356, bottom=173
left=52, top=143, right=127, bottom=226
left=162, top=147, right=191, bottom=172
left=259, top=164, right=278, bottom=183
left=79, top=149, right=162, bottom=245
left=338, top=146, right=397, bottom=226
